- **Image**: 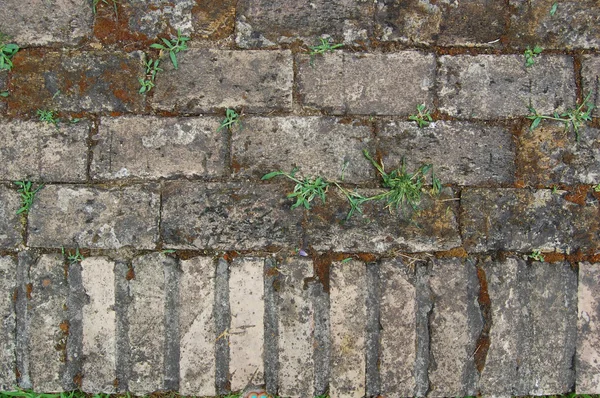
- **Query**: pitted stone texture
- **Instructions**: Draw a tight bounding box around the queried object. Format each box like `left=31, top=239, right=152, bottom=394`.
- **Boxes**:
left=277, top=258, right=314, bottom=398
left=92, top=116, right=226, bottom=181
left=236, top=0, right=372, bottom=47
left=379, top=260, right=416, bottom=397
left=428, top=258, right=481, bottom=397
left=518, top=122, right=600, bottom=185
left=0, top=119, right=89, bottom=182
left=81, top=257, right=116, bottom=393
left=151, top=50, right=293, bottom=113
left=582, top=55, right=600, bottom=117
left=8, top=50, right=144, bottom=114
left=0, top=185, right=22, bottom=249
left=192, top=0, right=237, bottom=39
left=374, top=0, right=506, bottom=46
left=162, top=182, right=302, bottom=250
left=577, top=262, right=600, bottom=394
left=508, top=0, right=600, bottom=49
left=179, top=256, right=216, bottom=396
left=307, top=187, right=460, bottom=253
left=461, top=188, right=600, bottom=252
left=28, top=185, right=160, bottom=250
left=379, top=120, right=515, bottom=186
left=231, top=117, right=374, bottom=184
left=297, top=52, right=435, bottom=115
left=0, top=256, right=16, bottom=390
left=0, top=0, right=92, bottom=46
left=438, top=55, right=576, bottom=119
left=229, top=258, right=264, bottom=391
left=0, top=72, right=7, bottom=114
left=330, top=260, right=366, bottom=398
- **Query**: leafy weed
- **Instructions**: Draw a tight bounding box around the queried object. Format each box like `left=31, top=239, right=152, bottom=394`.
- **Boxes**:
left=217, top=108, right=241, bottom=132
left=139, top=57, right=163, bottom=93
left=150, top=29, right=190, bottom=70
left=62, top=247, right=85, bottom=264
left=0, top=41, right=19, bottom=71
left=37, top=109, right=59, bottom=126
left=550, top=2, right=558, bottom=16
left=14, top=181, right=44, bottom=215
left=409, top=104, right=433, bottom=128
left=524, top=45, right=543, bottom=67
left=529, top=249, right=545, bottom=262
left=262, top=168, right=329, bottom=210
left=309, top=37, right=343, bottom=66
left=0, top=91, right=8, bottom=97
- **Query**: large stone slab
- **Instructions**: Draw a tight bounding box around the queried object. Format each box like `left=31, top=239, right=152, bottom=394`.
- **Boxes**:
left=438, top=54, right=576, bottom=119
left=577, top=262, right=600, bottom=394
left=92, top=116, right=226, bottom=181
left=379, top=120, right=515, bottom=186
left=582, top=55, right=600, bottom=117
left=151, top=50, right=293, bottom=113
left=0, top=185, right=22, bottom=249
left=0, top=256, right=16, bottom=390
left=461, top=188, right=600, bottom=252
left=231, top=117, right=374, bottom=184
left=28, top=185, right=160, bottom=250
left=297, top=52, right=435, bottom=115
left=162, top=182, right=302, bottom=250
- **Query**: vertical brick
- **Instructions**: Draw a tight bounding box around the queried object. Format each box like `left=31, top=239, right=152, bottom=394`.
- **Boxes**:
left=0, top=185, right=21, bottom=249
left=582, top=55, right=600, bottom=117
left=0, top=256, right=16, bottom=390
left=577, top=262, right=600, bottom=394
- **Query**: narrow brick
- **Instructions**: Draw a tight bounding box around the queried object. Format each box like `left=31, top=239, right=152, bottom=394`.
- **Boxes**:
left=28, top=184, right=160, bottom=250
left=231, top=117, right=374, bottom=183
left=0, top=72, right=7, bottom=114
left=461, top=188, right=600, bottom=252
left=582, top=55, right=600, bottom=117
left=379, top=120, right=515, bottom=185
left=229, top=257, right=264, bottom=391
left=179, top=257, right=216, bottom=396
left=330, top=260, right=366, bottom=398
left=0, top=184, right=22, bottom=249
left=151, top=50, right=293, bottom=113
left=0, top=256, right=16, bottom=390
left=92, top=116, right=226, bottom=181
left=438, top=54, right=576, bottom=119
left=297, top=52, right=435, bottom=115
left=577, top=262, right=600, bottom=394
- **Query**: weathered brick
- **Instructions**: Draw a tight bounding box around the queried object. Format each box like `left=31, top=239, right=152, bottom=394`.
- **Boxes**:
left=297, top=52, right=435, bottom=115
left=0, top=119, right=89, bottom=182
left=28, top=185, right=160, bottom=250
left=8, top=50, right=144, bottom=115
left=461, top=188, right=600, bottom=252
left=0, top=256, right=16, bottom=390
left=229, top=257, right=264, bottom=391
left=151, top=50, right=293, bottom=113
left=306, top=187, right=461, bottom=253
left=179, top=256, right=216, bottom=396
left=577, top=262, right=600, bottom=394
left=232, top=117, right=374, bottom=184
left=161, top=182, right=302, bottom=250
left=81, top=257, right=116, bottom=393
left=0, top=72, right=7, bottom=114
left=330, top=260, right=366, bottom=398
left=0, top=184, right=22, bottom=249
left=582, top=55, right=600, bottom=118
left=438, top=54, right=576, bottom=119
left=92, top=116, right=226, bottom=181
left=379, top=120, right=515, bottom=186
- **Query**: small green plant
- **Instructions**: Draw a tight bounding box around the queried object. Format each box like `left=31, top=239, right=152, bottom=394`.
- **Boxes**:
left=529, top=249, right=545, bottom=262
left=524, top=45, right=543, bottom=67
left=37, top=109, right=59, bottom=126
left=139, top=58, right=163, bottom=93
left=308, top=37, right=343, bottom=66
left=217, top=108, right=241, bottom=132
left=62, top=247, right=85, bottom=264
left=0, top=91, right=8, bottom=97
left=92, top=0, right=118, bottom=19
left=262, top=168, right=329, bottom=210
left=593, top=183, right=600, bottom=192
left=409, top=104, right=433, bottom=128
left=0, top=42, right=19, bottom=71
left=161, top=249, right=176, bottom=254
left=14, top=181, right=44, bottom=215
left=150, top=29, right=190, bottom=70
left=550, top=2, right=558, bottom=16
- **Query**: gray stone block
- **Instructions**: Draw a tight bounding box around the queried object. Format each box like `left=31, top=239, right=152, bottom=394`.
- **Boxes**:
left=582, top=55, right=600, bottom=118
left=0, top=72, right=7, bottom=114
left=92, top=116, right=226, bottom=181
left=28, top=185, right=160, bottom=250
left=0, top=184, right=22, bottom=249
left=577, top=262, right=600, bottom=394
left=0, top=256, right=16, bottom=390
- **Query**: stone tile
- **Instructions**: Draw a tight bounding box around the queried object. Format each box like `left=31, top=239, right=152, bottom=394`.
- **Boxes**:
left=461, top=188, right=600, bottom=252
left=582, top=55, right=600, bottom=118
left=0, top=72, right=7, bottom=114
left=297, top=52, right=435, bottom=115
left=235, top=0, right=372, bottom=48
left=0, top=0, right=93, bottom=46
left=379, top=260, right=416, bottom=397
left=28, top=184, right=160, bottom=250
left=229, top=257, right=264, bottom=391
left=306, top=187, right=461, bottom=253
left=379, top=120, right=515, bottom=186
left=92, top=116, right=226, bottom=181
left=577, top=262, right=600, bottom=394
left=0, top=119, right=89, bottom=182
left=231, top=117, right=374, bottom=184
left=0, top=256, right=16, bottom=390
left=330, top=260, right=366, bottom=398
left=8, top=50, right=144, bottom=115
left=277, top=258, right=314, bottom=398
left=161, top=182, right=302, bottom=250
left=428, top=258, right=481, bottom=397
left=0, top=184, right=22, bottom=249
left=151, top=49, right=293, bottom=113
left=81, top=257, right=116, bottom=393
left=438, top=54, right=576, bottom=119
left=179, top=256, right=216, bottom=396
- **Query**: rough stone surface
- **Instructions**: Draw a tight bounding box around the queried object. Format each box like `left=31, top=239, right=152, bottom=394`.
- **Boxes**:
left=81, top=257, right=116, bottom=393
left=0, top=119, right=89, bottom=182
left=229, top=257, right=264, bottom=391
left=438, top=55, right=576, bottom=119
left=0, top=185, right=22, bottom=249
left=582, top=55, right=600, bottom=118
left=577, top=262, right=600, bottom=394
left=0, top=72, right=7, bottom=114
left=461, top=188, right=600, bottom=252
left=151, top=50, right=293, bottom=113
left=231, top=117, right=374, bottom=184
left=379, top=120, right=515, bottom=186
left=92, top=116, right=226, bottom=180
left=28, top=185, right=160, bottom=250
left=192, top=0, right=237, bottom=40
left=179, top=256, right=216, bottom=396
left=161, top=182, right=302, bottom=250
left=307, top=187, right=461, bottom=253
left=297, top=52, right=435, bottom=115
left=330, top=260, right=366, bottom=398
left=0, top=256, right=16, bottom=390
